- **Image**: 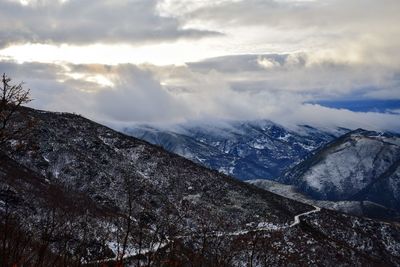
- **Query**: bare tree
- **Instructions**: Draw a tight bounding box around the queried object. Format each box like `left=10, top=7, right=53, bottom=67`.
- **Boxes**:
left=0, top=73, right=32, bottom=146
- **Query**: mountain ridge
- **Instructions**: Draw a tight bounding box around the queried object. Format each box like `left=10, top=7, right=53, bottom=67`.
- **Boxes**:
left=1, top=107, right=400, bottom=266
left=281, top=128, right=400, bottom=213
left=124, top=120, right=346, bottom=181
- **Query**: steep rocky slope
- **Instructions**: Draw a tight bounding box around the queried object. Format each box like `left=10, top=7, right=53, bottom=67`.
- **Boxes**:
left=281, top=129, right=400, bottom=213
left=1, top=108, right=400, bottom=266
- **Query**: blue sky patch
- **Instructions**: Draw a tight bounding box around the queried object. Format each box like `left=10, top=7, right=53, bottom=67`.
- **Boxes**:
left=310, top=99, right=400, bottom=114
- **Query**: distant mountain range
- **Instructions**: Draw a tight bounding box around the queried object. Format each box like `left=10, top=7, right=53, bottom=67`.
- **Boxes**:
left=124, top=120, right=347, bottom=180
left=2, top=108, right=400, bottom=266
left=125, top=123, right=400, bottom=222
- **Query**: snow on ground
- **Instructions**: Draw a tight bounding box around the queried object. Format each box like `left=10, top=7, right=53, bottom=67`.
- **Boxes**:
left=90, top=205, right=322, bottom=264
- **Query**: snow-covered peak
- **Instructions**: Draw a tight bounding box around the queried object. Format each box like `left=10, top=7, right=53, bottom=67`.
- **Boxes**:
left=124, top=120, right=346, bottom=180
left=283, top=129, right=400, bottom=212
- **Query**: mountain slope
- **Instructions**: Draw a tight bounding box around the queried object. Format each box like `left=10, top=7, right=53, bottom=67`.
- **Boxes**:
left=1, top=108, right=400, bottom=266
left=125, top=121, right=345, bottom=180
left=281, top=129, right=400, bottom=212
left=248, top=179, right=400, bottom=221
left=0, top=152, right=118, bottom=265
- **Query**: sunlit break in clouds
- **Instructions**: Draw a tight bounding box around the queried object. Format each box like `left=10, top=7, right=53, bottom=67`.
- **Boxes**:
left=0, top=0, right=399, bottom=131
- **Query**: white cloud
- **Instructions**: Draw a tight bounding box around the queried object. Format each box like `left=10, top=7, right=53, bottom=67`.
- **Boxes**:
left=0, top=0, right=399, bottom=132
left=93, top=65, right=188, bottom=123
left=277, top=104, right=400, bottom=132
left=3, top=58, right=398, bottom=132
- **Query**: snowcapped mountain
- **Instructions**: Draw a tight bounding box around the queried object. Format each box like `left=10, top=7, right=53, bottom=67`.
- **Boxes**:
left=124, top=120, right=347, bottom=180
left=129, top=121, right=400, bottom=221
left=281, top=129, right=400, bottom=213
left=1, top=108, right=400, bottom=266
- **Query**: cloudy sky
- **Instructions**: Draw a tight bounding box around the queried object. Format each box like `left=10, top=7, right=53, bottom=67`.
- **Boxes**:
left=1, top=0, right=399, bottom=131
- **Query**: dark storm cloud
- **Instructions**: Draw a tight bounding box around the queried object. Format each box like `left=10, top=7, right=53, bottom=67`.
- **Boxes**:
left=0, top=0, right=221, bottom=48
